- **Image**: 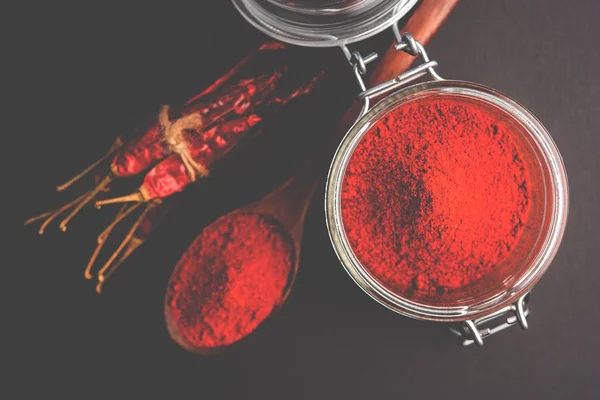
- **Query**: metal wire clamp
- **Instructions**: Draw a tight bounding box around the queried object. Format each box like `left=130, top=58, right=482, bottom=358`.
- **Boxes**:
left=340, top=21, right=443, bottom=118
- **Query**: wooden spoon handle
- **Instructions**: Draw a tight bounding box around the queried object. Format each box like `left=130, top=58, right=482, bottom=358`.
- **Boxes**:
left=371, top=0, right=460, bottom=84
left=340, top=0, right=459, bottom=130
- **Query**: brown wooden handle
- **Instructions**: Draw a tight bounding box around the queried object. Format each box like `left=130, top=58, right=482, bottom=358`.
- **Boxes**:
left=371, top=0, right=460, bottom=85
left=340, top=0, right=459, bottom=130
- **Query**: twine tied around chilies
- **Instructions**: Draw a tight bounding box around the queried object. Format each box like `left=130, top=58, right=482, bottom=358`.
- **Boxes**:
left=159, top=105, right=210, bottom=182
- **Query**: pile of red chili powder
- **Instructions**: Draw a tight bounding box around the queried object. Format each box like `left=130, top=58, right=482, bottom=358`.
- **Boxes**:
left=166, top=212, right=295, bottom=349
left=341, top=95, right=531, bottom=302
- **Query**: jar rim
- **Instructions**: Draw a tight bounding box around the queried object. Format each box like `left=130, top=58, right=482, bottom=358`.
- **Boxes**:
left=325, top=80, right=569, bottom=322
left=232, top=0, right=419, bottom=47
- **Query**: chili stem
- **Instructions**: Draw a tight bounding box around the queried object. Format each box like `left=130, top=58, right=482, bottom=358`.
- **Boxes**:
left=96, top=202, right=155, bottom=293
left=84, top=203, right=141, bottom=279
left=56, top=137, right=123, bottom=192
left=58, top=175, right=112, bottom=231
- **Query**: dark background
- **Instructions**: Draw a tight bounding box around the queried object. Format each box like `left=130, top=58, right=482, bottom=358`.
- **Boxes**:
left=19, top=1, right=599, bottom=399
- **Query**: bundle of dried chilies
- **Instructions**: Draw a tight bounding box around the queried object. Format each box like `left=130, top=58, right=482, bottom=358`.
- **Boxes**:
left=25, top=41, right=323, bottom=292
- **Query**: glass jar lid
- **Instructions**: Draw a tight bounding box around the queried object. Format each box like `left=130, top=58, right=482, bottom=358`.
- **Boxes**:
left=232, top=0, right=419, bottom=47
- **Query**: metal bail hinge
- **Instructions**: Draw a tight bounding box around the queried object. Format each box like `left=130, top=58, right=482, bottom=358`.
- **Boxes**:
left=340, top=21, right=443, bottom=118
left=449, top=294, right=530, bottom=347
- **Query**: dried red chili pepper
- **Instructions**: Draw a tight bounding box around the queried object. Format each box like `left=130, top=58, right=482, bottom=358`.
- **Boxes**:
left=165, top=212, right=295, bottom=351
left=112, top=67, right=285, bottom=179
left=341, top=95, right=532, bottom=303
left=95, top=73, right=322, bottom=205
left=105, top=42, right=287, bottom=180
left=26, top=41, right=289, bottom=233
left=26, top=41, right=322, bottom=290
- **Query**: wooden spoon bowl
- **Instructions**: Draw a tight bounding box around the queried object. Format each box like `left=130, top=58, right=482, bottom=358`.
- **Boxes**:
left=164, top=169, right=318, bottom=355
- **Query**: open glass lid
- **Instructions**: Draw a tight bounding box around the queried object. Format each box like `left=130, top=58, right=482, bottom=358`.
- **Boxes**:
left=232, top=0, right=419, bottom=47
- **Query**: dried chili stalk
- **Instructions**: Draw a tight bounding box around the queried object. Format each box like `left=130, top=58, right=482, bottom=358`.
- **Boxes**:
left=91, top=197, right=174, bottom=294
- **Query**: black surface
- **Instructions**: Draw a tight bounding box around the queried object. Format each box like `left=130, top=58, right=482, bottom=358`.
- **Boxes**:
left=19, top=1, right=600, bottom=399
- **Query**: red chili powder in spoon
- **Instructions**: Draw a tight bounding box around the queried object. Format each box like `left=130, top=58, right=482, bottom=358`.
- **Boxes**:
left=166, top=212, right=295, bottom=350
left=341, top=95, right=532, bottom=302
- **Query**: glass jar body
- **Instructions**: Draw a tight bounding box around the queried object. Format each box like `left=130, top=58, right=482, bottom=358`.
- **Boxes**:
left=325, top=80, right=569, bottom=322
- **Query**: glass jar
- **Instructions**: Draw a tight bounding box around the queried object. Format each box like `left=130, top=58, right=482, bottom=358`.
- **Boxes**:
left=232, top=0, right=569, bottom=346
left=326, top=80, right=568, bottom=345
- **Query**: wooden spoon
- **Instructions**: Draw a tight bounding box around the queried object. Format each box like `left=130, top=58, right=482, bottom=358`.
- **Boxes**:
left=164, top=162, right=319, bottom=354
left=165, top=0, right=459, bottom=354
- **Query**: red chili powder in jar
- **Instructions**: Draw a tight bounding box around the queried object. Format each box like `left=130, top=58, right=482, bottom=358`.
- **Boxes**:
left=166, top=212, right=295, bottom=350
left=341, top=95, right=531, bottom=303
